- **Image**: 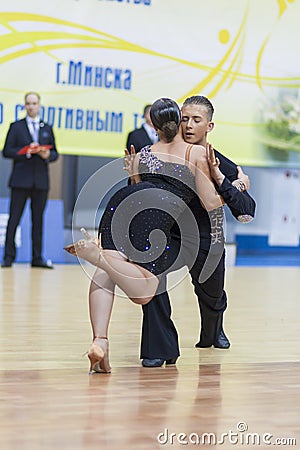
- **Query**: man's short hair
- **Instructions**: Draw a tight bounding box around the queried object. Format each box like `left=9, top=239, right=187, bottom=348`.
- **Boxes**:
left=24, top=92, right=41, bottom=102
left=182, top=95, right=214, bottom=121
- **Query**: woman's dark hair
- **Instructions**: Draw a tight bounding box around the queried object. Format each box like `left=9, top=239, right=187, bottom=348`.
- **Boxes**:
left=150, top=98, right=181, bottom=143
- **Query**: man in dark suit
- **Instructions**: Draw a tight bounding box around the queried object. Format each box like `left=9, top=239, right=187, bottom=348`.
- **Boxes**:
left=1, top=92, right=59, bottom=268
left=126, top=104, right=158, bottom=151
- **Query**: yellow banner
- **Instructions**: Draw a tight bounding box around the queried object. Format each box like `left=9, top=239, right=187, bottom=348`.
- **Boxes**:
left=0, top=0, right=300, bottom=166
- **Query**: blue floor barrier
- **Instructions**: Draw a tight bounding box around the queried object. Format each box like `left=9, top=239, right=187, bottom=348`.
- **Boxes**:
left=0, top=198, right=65, bottom=264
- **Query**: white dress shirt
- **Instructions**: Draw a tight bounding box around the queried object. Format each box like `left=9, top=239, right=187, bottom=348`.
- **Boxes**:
left=143, top=123, right=158, bottom=144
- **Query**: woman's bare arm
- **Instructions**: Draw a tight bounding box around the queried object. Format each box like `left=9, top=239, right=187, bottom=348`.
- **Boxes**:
left=191, top=145, right=224, bottom=211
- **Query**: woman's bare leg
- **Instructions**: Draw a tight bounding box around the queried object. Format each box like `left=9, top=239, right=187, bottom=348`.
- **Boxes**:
left=74, top=241, right=159, bottom=305
left=87, top=268, right=116, bottom=373
left=89, top=267, right=115, bottom=338
left=87, top=260, right=157, bottom=373
left=100, top=250, right=158, bottom=304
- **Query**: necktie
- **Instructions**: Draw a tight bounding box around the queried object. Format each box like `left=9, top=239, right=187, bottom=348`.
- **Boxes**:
left=31, top=121, right=39, bottom=142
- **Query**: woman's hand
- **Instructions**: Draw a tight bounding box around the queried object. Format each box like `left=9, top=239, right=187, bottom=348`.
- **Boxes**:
left=124, top=145, right=141, bottom=184
left=124, top=145, right=136, bottom=176
left=206, top=143, right=225, bottom=186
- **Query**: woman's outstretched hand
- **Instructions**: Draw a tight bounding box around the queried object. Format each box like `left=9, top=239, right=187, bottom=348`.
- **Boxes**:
left=124, top=145, right=141, bottom=184
left=124, top=145, right=135, bottom=176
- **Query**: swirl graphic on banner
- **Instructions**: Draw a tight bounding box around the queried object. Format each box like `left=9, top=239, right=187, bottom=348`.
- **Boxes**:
left=0, top=9, right=298, bottom=97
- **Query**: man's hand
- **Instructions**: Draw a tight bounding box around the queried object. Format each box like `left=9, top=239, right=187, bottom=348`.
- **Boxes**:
left=26, top=143, right=50, bottom=159
left=238, top=166, right=250, bottom=190
left=38, top=146, right=51, bottom=159
left=27, top=143, right=40, bottom=155
left=232, top=166, right=250, bottom=191
left=206, top=143, right=225, bottom=186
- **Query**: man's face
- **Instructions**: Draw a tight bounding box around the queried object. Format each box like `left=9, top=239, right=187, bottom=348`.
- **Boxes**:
left=181, top=104, right=214, bottom=146
left=25, top=94, right=40, bottom=118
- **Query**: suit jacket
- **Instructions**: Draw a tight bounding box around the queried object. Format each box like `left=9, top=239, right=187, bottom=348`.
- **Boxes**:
left=126, top=126, right=153, bottom=152
left=214, top=149, right=256, bottom=220
left=2, top=118, right=59, bottom=190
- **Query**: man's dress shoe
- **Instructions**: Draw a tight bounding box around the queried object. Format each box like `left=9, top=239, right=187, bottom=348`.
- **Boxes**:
left=142, top=358, right=177, bottom=367
left=31, top=260, right=54, bottom=269
left=195, top=330, right=230, bottom=349
left=214, top=329, right=231, bottom=348
left=1, top=260, right=12, bottom=268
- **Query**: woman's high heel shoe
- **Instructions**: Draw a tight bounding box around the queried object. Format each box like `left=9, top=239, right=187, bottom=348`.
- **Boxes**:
left=63, top=243, right=77, bottom=255
left=87, top=336, right=111, bottom=374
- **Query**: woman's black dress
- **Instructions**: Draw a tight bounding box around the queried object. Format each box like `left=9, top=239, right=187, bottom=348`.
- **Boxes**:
left=99, top=146, right=199, bottom=277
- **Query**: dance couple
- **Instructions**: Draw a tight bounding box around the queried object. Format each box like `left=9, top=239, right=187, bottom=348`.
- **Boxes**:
left=65, top=97, right=245, bottom=373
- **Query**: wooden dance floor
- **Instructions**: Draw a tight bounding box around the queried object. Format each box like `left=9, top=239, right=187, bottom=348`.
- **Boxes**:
left=0, top=264, right=299, bottom=449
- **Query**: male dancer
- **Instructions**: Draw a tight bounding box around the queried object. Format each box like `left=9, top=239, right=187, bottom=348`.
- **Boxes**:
left=140, top=95, right=256, bottom=366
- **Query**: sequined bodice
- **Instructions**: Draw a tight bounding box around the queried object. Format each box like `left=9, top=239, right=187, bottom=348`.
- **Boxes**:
left=138, top=146, right=196, bottom=204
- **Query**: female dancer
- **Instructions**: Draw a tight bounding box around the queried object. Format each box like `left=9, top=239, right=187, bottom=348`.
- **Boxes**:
left=65, top=98, right=224, bottom=373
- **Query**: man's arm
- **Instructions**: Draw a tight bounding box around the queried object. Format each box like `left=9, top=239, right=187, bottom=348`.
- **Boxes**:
left=2, top=123, right=29, bottom=160
left=41, top=125, right=59, bottom=163
left=217, top=178, right=256, bottom=222
left=208, top=145, right=256, bottom=222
